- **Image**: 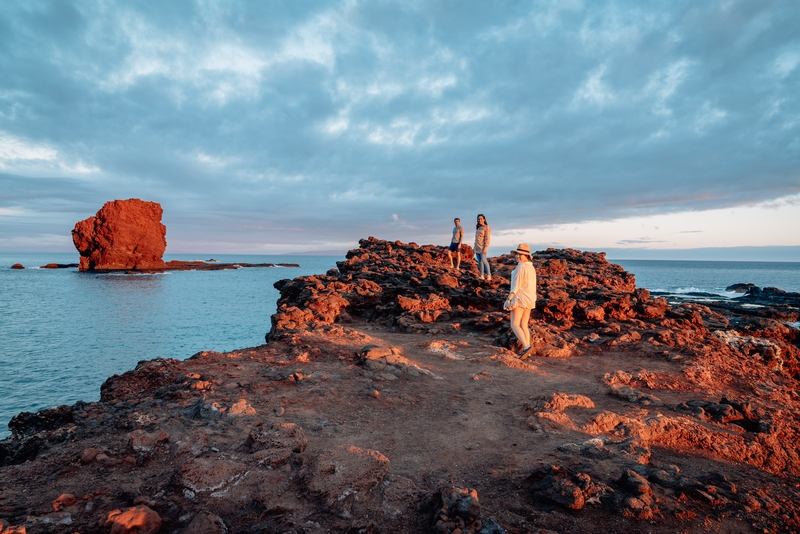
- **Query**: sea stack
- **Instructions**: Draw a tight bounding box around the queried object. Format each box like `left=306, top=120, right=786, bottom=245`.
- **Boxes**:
left=72, top=199, right=167, bottom=271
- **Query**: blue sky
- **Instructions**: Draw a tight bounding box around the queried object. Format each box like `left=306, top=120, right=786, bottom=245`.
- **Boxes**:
left=1, top=1, right=799, bottom=259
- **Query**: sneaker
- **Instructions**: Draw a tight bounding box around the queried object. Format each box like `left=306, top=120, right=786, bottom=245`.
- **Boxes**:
left=487, top=275, right=492, bottom=281
left=479, top=275, right=484, bottom=280
left=519, top=346, right=532, bottom=360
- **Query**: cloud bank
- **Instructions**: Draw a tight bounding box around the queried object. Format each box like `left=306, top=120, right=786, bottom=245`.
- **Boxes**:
left=0, top=0, right=798, bottom=254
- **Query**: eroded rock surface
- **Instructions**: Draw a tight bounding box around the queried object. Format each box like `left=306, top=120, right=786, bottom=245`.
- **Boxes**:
left=2, top=237, right=799, bottom=533
left=72, top=199, right=167, bottom=271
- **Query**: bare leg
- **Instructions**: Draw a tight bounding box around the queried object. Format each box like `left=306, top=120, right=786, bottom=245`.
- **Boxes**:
left=510, top=307, right=532, bottom=348
left=522, top=307, right=532, bottom=346
left=455, top=250, right=461, bottom=270
left=447, top=249, right=454, bottom=268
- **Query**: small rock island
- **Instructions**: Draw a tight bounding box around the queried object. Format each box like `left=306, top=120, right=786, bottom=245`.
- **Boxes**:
left=71, top=199, right=298, bottom=272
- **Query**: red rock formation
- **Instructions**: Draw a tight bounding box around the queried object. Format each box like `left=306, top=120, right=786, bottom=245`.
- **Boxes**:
left=72, top=199, right=167, bottom=271
left=267, top=237, right=659, bottom=353
left=104, top=505, right=161, bottom=534
left=3, top=236, right=800, bottom=534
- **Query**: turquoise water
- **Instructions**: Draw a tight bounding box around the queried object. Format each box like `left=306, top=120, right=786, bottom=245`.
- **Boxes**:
left=0, top=252, right=338, bottom=439
left=2, top=253, right=799, bottom=439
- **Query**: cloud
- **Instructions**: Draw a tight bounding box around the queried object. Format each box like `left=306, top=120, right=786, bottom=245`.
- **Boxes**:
left=616, top=238, right=667, bottom=245
left=572, top=65, right=614, bottom=108
left=0, top=133, right=58, bottom=162
left=643, top=59, right=692, bottom=116
left=0, top=206, right=26, bottom=216
left=773, top=49, right=800, bottom=79
left=0, top=1, right=798, bottom=253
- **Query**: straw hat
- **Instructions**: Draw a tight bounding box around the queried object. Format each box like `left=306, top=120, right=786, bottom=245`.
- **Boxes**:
left=511, top=243, right=531, bottom=256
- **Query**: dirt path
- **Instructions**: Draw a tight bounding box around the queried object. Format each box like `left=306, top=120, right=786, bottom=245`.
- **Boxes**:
left=1, top=322, right=798, bottom=533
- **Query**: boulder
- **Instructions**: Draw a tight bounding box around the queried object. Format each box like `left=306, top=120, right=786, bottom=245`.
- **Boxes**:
left=525, top=465, right=605, bottom=511
left=726, top=283, right=757, bottom=293
left=245, top=422, right=307, bottom=467
left=72, top=199, right=166, bottom=271
left=10, top=263, right=24, bottom=269
left=104, top=506, right=161, bottom=534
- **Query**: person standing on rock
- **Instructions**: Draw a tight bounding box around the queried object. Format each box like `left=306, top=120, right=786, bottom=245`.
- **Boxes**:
left=505, top=243, right=536, bottom=359
left=448, top=218, right=464, bottom=271
left=474, top=214, right=491, bottom=280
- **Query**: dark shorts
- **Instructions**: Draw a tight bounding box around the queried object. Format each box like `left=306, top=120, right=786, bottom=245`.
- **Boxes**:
left=448, top=242, right=460, bottom=252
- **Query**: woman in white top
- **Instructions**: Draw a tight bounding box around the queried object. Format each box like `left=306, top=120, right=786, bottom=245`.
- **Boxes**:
left=504, top=243, right=537, bottom=358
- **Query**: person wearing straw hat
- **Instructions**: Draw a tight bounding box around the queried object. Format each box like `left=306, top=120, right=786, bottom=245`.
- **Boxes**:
left=504, top=243, right=537, bottom=358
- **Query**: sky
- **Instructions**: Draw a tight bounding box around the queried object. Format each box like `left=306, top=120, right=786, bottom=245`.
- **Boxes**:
left=1, top=0, right=799, bottom=260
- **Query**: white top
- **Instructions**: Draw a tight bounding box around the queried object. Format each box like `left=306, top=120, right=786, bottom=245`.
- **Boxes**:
left=510, top=261, right=537, bottom=309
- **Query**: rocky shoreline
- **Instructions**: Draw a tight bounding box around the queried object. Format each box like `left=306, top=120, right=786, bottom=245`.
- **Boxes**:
left=8, top=261, right=300, bottom=272
left=652, top=285, right=800, bottom=325
left=2, top=237, right=799, bottom=533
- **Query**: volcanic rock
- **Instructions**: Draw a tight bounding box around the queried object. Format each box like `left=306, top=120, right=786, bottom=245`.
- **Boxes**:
left=3, top=236, right=800, bottom=533
left=72, top=198, right=167, bottom=271
left=10, top=264, right=24, bottom=269
left=70, top=200, right=300, bottom=272
left=267, top=237, right=648, bottom=354
left=104, top=505, right=161, bottom=534
left=727, top=283, right=757, bottom=293
left=39, top=263, right=78, bottom=269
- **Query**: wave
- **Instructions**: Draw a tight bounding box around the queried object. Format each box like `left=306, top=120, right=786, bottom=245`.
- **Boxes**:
left=649, top=286, right=745, bottom=299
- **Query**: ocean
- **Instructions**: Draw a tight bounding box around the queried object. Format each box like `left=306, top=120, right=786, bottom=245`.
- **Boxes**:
left=613, top=259, right=800, bottom=297
left=2, top=253, right=799, bottom=439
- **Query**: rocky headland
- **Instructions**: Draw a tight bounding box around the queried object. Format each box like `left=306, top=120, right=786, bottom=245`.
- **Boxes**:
left=2, top=237, right=799, bottom=533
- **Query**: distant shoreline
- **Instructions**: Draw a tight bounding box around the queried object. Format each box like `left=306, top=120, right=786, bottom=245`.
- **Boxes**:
left=2, top=245, right=799, bottom=262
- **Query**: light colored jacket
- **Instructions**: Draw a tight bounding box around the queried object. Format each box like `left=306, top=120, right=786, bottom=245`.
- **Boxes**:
left=510, top=261, right=537, bottom=309
left=451, top=225, right=463, bottom=244
left=474, top=225, right=490, bottom=253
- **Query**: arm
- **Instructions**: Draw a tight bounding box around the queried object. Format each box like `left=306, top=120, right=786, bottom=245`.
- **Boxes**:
left=505, top=268, right=519, bottom=310
left=484, top=226, right=491, bottom=253
left=509, top=268, right=520, bottom=294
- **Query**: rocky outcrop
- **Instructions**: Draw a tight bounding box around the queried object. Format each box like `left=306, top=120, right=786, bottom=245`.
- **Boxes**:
left=70, top=199, right=302, bottom=273
left=40, top=263, right=79, bottom=269
left=3, top=236, right=800, bottom=534
left=72, top=199, right=167, bottom=271
left=268, top=237, right=673, bottom=351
